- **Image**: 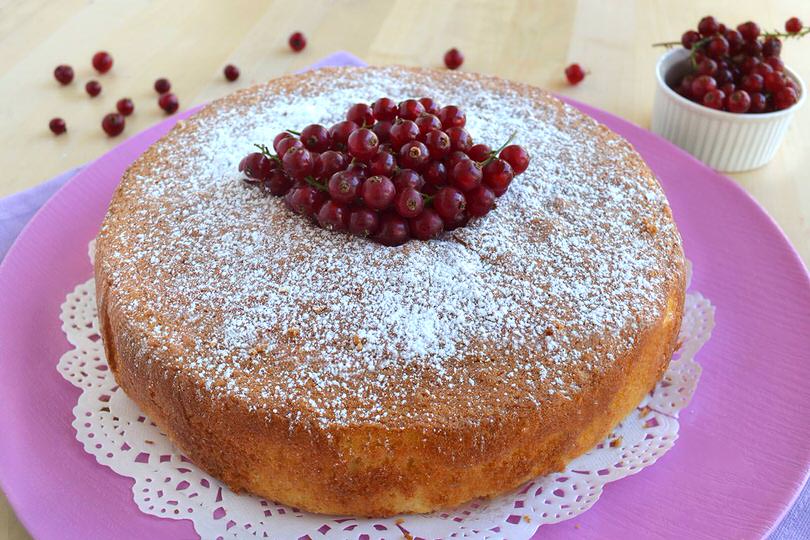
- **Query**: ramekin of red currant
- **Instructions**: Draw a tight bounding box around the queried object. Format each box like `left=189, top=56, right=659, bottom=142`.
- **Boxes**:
left=651, top=16, right=806, bottom=172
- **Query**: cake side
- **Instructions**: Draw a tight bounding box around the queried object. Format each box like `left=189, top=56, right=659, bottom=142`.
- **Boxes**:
left=94, top=66, right=686, bottom=515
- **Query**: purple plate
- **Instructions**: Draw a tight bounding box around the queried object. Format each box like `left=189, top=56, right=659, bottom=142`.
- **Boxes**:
left=0, top=90, right=808, bottom=540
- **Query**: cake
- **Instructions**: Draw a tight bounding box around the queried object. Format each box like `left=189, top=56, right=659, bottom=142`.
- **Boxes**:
left=94, top=66, right=686, bottom=517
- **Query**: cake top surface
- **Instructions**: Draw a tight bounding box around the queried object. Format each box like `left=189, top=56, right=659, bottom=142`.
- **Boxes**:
left=97, top=66, right=684, bottom=429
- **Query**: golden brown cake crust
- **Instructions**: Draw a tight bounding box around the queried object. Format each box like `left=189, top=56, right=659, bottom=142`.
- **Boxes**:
left=95, top=66, right=686, bottom=516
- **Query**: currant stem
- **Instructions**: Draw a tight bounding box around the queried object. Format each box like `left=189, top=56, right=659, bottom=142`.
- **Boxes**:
left=286, top=129, right=302, bottom=136
left=481, top=131, right=517, bottom=166
left=763, top=27, right=810, bottom=39
left=304, top=175, right=327, bottom=192
left=254, top=143, right=281, bottom=163
left=652, top=41, right=681, bottom=48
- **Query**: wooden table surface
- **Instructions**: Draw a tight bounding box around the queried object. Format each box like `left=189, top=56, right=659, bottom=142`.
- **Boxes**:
left=2, top=1, right=809, bottom=538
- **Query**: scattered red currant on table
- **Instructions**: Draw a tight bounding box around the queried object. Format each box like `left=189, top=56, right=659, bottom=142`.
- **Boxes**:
left=288, top=32, right=306, bottom=52
left=116, top=98, right=135, bottom=116
left=101, top=113, right=125, bottom=137
left=85, top=80, right=102, bottom=97
left=154, top=78, right=171, bottom=94
left=49, top=118, right=66, bottom=135
left=239, top=99, right=530, bottom=246
left=444, top=48, right=464, bottom=70
left=53, top=65, right=74, bottom=85
left=92, top=51, right=113, bottom=73
left=224, top=64, right=240, bottom=81
left=564, top=63, right=586, bottom=85
left=158, top=92, right=179, bottom=114
left=655, top=15, right=807, bottom=113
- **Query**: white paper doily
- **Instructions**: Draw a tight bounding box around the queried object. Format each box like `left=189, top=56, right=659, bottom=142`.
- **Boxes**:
left=58, top=250, right=714, bottom=540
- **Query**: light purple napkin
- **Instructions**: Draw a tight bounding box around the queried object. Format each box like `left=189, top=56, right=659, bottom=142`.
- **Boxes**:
left=0, top=50, right=805, bottom=540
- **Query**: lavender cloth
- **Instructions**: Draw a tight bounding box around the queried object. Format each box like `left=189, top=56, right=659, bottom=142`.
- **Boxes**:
left=0, top=50, right=805, bottom=539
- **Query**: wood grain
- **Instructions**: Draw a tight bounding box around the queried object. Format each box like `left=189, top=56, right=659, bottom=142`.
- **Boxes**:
left=1, top=1, right=808, bottom=537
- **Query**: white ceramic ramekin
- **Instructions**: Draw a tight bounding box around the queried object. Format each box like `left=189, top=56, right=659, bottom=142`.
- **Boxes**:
left=651, top=48, right=805, bottom=172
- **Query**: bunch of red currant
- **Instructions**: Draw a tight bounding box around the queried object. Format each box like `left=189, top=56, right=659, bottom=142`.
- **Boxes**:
left=658, top=16, right=806, bottom=113
left=239, top=98, right=530, bottom=246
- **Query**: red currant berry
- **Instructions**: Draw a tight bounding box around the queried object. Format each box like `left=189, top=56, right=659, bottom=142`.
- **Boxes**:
left=374, top=213, right=410, bottom=246
left=409, top=209, right=444, bottom=241
left=749, top=92, right=767, bottom=113
left=681, top=30, right=701, bottom=49
left=765, top=56, right=785, bottom=72
left=774, top=87, right=798, bottom=110
left=499, top=145, right=530, bottom=174
left=741, top=56, right=761, bottom=74
left=49, top=118, right=66, bottom=135
left=285, top=186, right=325, bottom=218
left=720, top=82, right=735, bottom=96
left=325, top=170, right=359, bottom=203
left=422, top=161, right=447, bottom=187
left=706, top=36, right=729, bottom=59
left=393, top=169, right=425, bottom=191
left=466, top=186, right=496, bottom=217
left=690, top=75, right=717, bottom=100
left=726, top=90, right=752, bottom=113
left=451, top=159, right=483, bottom=191
left=116, top=98, right=135, bottom=116
left=437, top=105, right=466, bottom=129
left=715, top=69, right=733, bottom=86
left=753, top=63, right=774, bottom=78
left=482, top=158, right=514, bottom=192
left=347, top=160, right=369, bottom=178
left=224, top=64, right=240, bottom=81
left=444, top=48, right=464, bottom=70
left=389, top=119, right=419, bottom=150
left=300, top=124, right=331, bottom=152
left=399, top=140, right=430, bottom=170
left=698, top=16, right=719, bottom=37
left=762, top=38, right=782, bottom=58
left=677, top=74, right=695, bottom=98
left=266, top=170, right=294, bottom=196
left=763, top=71, right=787, bottom=93
left=468, top=143, right=492, bottom=162
left=444, top=150, right=469, bottom=172
left=702, top=89, right=725, bottom=110
left=361, top=175, right=396, bottom=210
left=101, top=113, right=125, bottom=137
left=415, top=114, right=442, bottom=137
left=398, top=99, right=425, bottom=121
left=318, top=150, right=347, bottom=178
left=697, top=58, right=718, bottom=76
left=347, top=128, right=379, bottom=160
left=92, top=51, right=113, bottom=73
left=394, top=187, right=425, bottom=218
left=243, top=152, right=276, bottom=180
left=288, top=32, right=306, bottom=52
left=328, top=120, right=358, bottom=150
left=368, top=98, right=396, bottom=122
left=276, top=136, right=303, bottom=158
left=418, top=97, right=440, bottom=115
left=347, top=103, right=375, bottom=127
left=737, top=21, right=761, bottom=42
left=158, top=93, right=179, bottom=114
left=85, top=80, right=102, bottom=97
left=368, top=150, right=396, bottom=177
left=317, top=200, right=349, bottom=231
left=433, top=187, right=467, bottom=221
left=154, top=78, right=171, bottom=94
left=372, top=120, right=393, bottom=143
left=424, top=129, right=451, bottom=159
left=786, top=17, right=803, bottom=34
left=724, top=29, right=744, bottom=54
left=565, top=63, right=586, bottom=85
left=348, top=208, right=380, bottom=237
left=282, top=147, right=314, bottom=179
left=743, top=39, right=763, bottom=57
left=446, top=127, right=472, bottom=153
left=443, top=211, right=470, bottom=231
left=53, top=65, right=74, bottom=85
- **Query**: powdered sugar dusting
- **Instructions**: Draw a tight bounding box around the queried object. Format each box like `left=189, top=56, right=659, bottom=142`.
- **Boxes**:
left=97, top=67, right=683, bottom=428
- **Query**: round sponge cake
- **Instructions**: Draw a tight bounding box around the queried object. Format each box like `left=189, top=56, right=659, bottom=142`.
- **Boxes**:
left=94, top=66, right=686, bottom=516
